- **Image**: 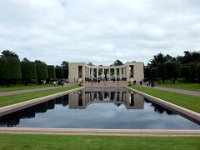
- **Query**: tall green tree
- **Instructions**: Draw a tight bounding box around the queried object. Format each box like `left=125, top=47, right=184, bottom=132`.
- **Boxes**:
left=0, top=50, right=21, bottom=86
left=150, top=68, right=157, bottom=80
left=165, top=62, right=173, bottom=80
left=171, top=62, right=181, bottom=84
left=157, top=63, right=166, bottom=83
left=144, top=67, right=151, bottom=80
left=180, top=66, right=190, bottom=83
left=148, top=53, right=167, bottom=67
left=21, top=58, right=37, bottom=86
left=55, top=66, right=63, bottom=79
left=112, top=60, right=123, bottom=66
left=0, top=57, right=7, bottom=80
left=35, top=60, right=48, bottom=84
left=87, top=62, right=94, bottom=66
left=47, top=65, right=56, bottom=82
left=177, top=51, right=200, bottom=64
left=165, top=62, right=180, bottom=84
left=190, top=62, right=197, bottom=82
left=2, top=50, right=19, bottom=58
left=61, top=61, right=69, bottom=79
left=196, top=63, right=200, bottom=83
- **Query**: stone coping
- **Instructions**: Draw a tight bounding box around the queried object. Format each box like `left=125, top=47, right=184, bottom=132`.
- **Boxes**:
left=127, top=87, right=200, bottom=124
left=0, top=128, right=200, bottom=136
left=0, top=86, right=84, bottom=117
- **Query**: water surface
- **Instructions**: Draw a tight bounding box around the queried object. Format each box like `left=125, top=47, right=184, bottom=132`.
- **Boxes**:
left=0, top=88, right=199, bottom=129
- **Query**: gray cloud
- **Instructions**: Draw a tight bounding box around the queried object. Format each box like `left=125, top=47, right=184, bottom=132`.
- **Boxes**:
left=0, top=0, right=200, bottom=65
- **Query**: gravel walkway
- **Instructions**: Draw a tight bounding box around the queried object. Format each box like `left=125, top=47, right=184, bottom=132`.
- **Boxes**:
left=0, top=83, right=77, bottom=97
left=1, top=83, right=199, bottom=97
left=153, top=86, right=200, bottom=97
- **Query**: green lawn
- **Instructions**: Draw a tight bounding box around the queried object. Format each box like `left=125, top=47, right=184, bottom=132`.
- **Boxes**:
left=0, top=85, right=79, bottom=108
left=157, top=83, right=200, bottom=91
left=0, top=134, right=199, bottom=150
left=130, top=86, right=200, bottom=113
left=0, top=84, right=52, bottom=92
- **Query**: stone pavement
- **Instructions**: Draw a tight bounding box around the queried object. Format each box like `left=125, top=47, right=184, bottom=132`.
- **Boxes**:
left=0, top=128, right=200, bottom=136
left=0, top=83, right=77, bottom=97
left=83, top=81, right=128, bottom=88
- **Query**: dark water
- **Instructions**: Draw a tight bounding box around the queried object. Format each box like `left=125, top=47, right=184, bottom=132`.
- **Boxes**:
left=0, top=88, right=200, bottom=129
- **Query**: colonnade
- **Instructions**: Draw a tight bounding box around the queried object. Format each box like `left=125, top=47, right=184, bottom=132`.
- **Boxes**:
left=68, top=62, right=144, bottom=82
left=86, top=66, right=128, bottom=80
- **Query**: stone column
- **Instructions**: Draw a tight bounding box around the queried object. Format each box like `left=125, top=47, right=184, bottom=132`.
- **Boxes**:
left=119, top=68, right=122, bottom=80
left=114, top=68, right=117, bottom=79
left=102, top=68, right=104, bottom=79
left=89, top=67, right=91, bottom=79
left=109, top=68, right=111, bottom=80
left=91, top=68, right=94, bottom=80
left=82, top=66, right=85, bottom=81
left=97, top=68, right=99, bottom=79
left=126, top=65, right=129, bottom=81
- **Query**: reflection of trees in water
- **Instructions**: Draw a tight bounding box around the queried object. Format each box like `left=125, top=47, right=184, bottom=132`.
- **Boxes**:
left=115, top=103, right=121, bottom=107
left=98, top=92, right=103, bottom=101
left=20, top=108, right=36, bottom=119
left=116, top=92, right=120, bottom=101
left=55, top=95, right=69, bottom=106
left=111, top=92, right=115, bottom=101
left=144, top=98, right=175, bottom=115
left=104, top=92, right=109, bottom=100
left=0, top=94, right=69, bottom=127
left=0, top=112, right=20, bottom=127
left=35, top=102, right=49, bottom=113
left=62, top=95, right=69, bottom=106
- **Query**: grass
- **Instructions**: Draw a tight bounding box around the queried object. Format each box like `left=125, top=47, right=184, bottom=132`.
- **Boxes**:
left=130, top=86, right=200, bottom=113
left=0, top=85, right=79, bottom=108
left=0, top=84, right=52, bottom=92
left=0, top=134, right=199, bottom=150
left=157, top=82, right=200, bottom=91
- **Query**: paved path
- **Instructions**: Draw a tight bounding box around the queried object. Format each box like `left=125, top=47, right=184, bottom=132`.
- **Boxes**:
left=0, top=83, right=77, bottom=97
left=153, top=86, right=200, bottom=97
left=84, top=81, right=127, bottom=88
left=0, top=128, right=200, bottom=136
left=1, top=83, right=199, bottom=97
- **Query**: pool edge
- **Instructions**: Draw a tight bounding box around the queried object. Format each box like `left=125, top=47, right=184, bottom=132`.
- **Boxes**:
left=0, top=128, right=199, bottom=136
left=127, top=87, right=200, bottom=125
left=0, top=86, right=84, bottom=117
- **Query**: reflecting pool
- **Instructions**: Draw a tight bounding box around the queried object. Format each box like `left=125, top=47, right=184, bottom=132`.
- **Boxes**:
left=0, top=88, right=200, bottom=129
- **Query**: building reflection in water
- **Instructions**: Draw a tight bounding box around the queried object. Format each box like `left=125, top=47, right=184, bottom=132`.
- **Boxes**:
left=68, top=88, right=144, bottom=109
left=0, top=88, right=177, bottom=127
left=0, top=88, right=144, bottom=127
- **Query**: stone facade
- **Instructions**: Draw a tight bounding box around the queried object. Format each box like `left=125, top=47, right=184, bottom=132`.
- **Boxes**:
left=68, top=62, right=144, bottom=82
left=68, top=88, right=144, bottom=109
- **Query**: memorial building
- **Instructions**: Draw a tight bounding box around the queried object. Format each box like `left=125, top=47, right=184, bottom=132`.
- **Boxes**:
left=68, top=62, right=144, bottom=82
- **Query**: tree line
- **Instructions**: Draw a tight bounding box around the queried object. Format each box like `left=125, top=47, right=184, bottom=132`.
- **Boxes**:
left=145, top=51, right=200, bottom=83
left=0, top=50, right=69, bottom=86
left=1, top=49, right=199, bottom=86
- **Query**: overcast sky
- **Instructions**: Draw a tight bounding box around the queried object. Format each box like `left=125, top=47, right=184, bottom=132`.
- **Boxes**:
left=0, top=0, right=199, bottom=66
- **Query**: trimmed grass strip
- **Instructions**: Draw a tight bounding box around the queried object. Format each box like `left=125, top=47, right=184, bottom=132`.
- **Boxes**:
left=0, top=85, right=79, bottom=108
left=130, top=86, right=200, bottom=113
left=0, top=134, right=199, bottom=150
left=157, top=83, right=200, bottom=91
left=0, top=84, right=52, bottom=92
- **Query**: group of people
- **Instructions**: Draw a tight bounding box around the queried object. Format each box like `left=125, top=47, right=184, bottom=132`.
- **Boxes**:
left=132, top=80, right=142, bottom=86
left=145, top=81, right=155, bottom=87
left=84, top=77, right=121, bottom=83
left=53, top=80, right=66, bottom=87
left=131, top=80, right=155, bottom=87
